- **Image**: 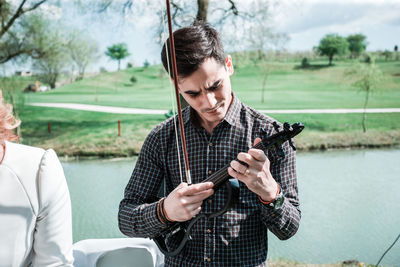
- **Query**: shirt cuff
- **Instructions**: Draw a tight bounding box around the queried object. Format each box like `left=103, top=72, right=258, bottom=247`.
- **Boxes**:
left=259, top=196, right=287, bottom=218
left=143, top=201, right=169, bottom=232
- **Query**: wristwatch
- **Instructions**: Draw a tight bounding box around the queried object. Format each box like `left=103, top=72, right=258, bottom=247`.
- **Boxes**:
left=269, top=189, right=284, bottom=210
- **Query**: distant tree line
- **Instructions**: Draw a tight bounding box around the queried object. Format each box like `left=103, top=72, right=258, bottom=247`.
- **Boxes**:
left=317, top=33, right=367, bottom=65
left=316, top=33, right=398, bottom=65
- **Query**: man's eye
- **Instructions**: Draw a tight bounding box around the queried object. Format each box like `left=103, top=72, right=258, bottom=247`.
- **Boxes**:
left=187, top=92, right=199, bottom=97
left=210, top=82, right=222, bottom=91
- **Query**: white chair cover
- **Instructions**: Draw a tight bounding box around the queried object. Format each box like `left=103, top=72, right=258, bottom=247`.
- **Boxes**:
left=73, top=238, right=164, bottom=267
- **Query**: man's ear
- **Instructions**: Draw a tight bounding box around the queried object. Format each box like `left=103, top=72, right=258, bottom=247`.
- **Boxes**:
left=225, top=55, right=234, bottom=75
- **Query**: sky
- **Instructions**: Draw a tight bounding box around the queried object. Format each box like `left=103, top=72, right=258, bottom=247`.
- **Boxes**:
left=6, top=0, right=400, bottom=73
left=272, top=0, right=400, bottom=52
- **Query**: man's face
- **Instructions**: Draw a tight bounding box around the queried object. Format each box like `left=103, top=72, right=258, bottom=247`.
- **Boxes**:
left=178, top=57, right=234, bottom=130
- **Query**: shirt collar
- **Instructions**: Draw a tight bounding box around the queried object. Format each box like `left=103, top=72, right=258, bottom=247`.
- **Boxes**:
left=223, top=93, right=241, bottom=127
left=183, top=105, right=192, bottom=125
left=183, top=93, right=242, bottom=128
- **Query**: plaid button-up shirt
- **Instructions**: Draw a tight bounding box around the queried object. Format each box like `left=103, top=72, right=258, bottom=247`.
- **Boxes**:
left=119, top=95, right=301, bottom=267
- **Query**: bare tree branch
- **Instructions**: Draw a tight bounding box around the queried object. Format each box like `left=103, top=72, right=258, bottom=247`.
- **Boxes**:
left=0, top=0, right=27, bottom=38
left=170, top=1, right=184, bottom=26
left=122, top=1, right=132, bottom=14
left=0, top=0, right=47, bottom=39
left=211, top=0, right=255, bottom=26
left=227, top=0, right=238, bottom=15
left=97, top=0, right=113, bottom=13
left=22, top=0, right=46, bottom=13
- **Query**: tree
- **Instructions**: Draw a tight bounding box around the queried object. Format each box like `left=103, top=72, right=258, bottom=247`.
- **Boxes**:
left=67, top=30, right=99, bottom=79
left=347, top=58, right=383, bottom=133
left=394, top=45, right=398, bottom=61
left=90, top=0, right=275, bottom=47
left=31, top=22, right=72, bottom=89
left=245, top=0, right=288, bottom=103
left=94, top=0, right=242, bottom=25
left=196, top=0, right=209, bottom=22
left=259, top=61, right=270, bottom=104
left=346, top=33, right=367, bottom=58
left=381, top=50, right=392, bottom=61
left=247, top=0, right=284, bottom=61
left=0, top=1, right=107, bottom=65
left=317, top=34, right=349, bottom=65
left=0, top=0, right=49, bottom=64
left=105, top=43, right=130, bottom=70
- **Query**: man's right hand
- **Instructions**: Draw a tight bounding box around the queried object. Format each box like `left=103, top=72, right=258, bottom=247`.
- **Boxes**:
left=163, top=182, right=214, bottom=222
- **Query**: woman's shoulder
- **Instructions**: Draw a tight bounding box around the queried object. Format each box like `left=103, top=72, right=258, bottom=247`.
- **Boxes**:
left=5, top=142, right=61, bottom=165
left=3, top=142, right=46, bottom=174
left=4, top=141, right=46, bottom=161
left=3, top=142, right=64, bottom=191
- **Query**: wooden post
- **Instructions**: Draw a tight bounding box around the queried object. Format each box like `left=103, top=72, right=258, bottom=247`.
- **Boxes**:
left=118, top=120, right=121, bottom=137
left=48, top=122, right=51, bottom=133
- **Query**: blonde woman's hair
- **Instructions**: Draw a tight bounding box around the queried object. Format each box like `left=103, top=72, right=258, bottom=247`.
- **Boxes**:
left=0, top=90, right=21, bottom=142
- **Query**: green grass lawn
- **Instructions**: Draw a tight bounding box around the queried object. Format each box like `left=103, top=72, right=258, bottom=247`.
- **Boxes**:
left=11, top=60, right=400, bottom=156
left=24, top=61, right=400, bottom=109
left=19, top=106, right=165, bottom=156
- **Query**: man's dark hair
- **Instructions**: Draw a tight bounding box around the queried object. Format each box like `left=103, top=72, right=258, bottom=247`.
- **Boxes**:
left=161, top=23, right=225, bottom=79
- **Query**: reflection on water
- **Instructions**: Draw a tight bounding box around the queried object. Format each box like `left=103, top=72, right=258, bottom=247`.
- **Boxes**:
left=62, top=149, right=400, bottom=266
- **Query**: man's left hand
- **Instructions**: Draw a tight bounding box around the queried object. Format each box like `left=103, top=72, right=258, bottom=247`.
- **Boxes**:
left=227, top=137, right=278, bottom=202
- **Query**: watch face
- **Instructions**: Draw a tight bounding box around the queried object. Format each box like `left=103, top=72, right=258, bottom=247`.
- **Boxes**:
left=274, top=194, right=284, bottom=209
left=270, top=192, right=284, bottom=210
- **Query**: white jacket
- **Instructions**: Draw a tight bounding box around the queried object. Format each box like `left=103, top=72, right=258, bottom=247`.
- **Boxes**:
left=0, top=141, right=73, bottom=267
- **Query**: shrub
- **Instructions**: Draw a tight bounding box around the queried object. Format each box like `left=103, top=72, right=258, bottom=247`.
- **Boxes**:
left=363, top=53, right=372, bottom=64
left=130, top=76, right=137, bottom=84
left=301, top=57, right=310, bottom=68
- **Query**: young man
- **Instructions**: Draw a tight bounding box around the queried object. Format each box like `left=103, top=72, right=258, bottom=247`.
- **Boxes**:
left=119, top=24, right=300, bottom=267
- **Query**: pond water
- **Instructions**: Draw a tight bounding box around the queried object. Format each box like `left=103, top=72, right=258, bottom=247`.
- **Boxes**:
left=62, top=149, right=400, bottom=266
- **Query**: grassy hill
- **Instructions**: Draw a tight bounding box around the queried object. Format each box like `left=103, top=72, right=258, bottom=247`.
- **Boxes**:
left=24, top=60, right=400, bottom=109
left=13, top=59, right=400, bottom=156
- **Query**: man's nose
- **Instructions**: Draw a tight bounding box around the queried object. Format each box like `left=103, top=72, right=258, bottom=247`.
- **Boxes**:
left=204, top=92, right=217, bottom=108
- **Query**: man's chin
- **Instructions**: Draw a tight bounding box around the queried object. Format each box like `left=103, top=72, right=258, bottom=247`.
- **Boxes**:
left=205, top=107, right=226, bottom=119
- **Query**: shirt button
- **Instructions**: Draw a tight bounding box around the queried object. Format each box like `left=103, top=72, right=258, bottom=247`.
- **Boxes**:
left=208, top=170, right=212, bottom=174
left=206, top=229, right=212, bottom=233
left=209, top=143, right=213, bottom=147
left=206, top=257, right=211, bottom=262
left=208, top=199, right=212, bottom=204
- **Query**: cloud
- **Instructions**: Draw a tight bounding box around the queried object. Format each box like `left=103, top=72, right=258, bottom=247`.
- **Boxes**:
left=274, top=1, right=400, bottom=33
left=387, top=16, right=400, bottom=26
left=270, top=0, right=400, bottom=51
